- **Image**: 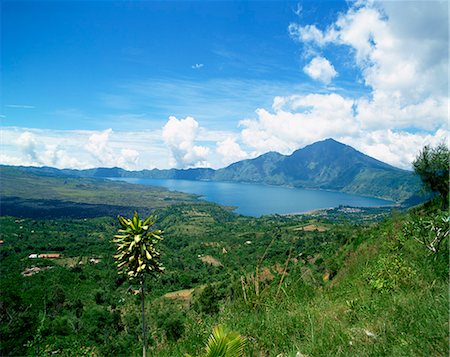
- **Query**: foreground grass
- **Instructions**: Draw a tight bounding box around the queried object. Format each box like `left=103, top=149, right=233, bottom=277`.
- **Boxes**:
left=151, top=203, right=448, bottom=357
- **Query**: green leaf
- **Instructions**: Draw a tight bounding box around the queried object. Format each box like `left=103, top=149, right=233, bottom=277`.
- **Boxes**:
left=143, top=215, right=154, bottom=227
left=205, top=325, right=245, bottom=357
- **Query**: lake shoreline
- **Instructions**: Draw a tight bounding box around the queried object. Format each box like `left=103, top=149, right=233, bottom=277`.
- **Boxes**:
left=104, top=177, right=395, bottom=218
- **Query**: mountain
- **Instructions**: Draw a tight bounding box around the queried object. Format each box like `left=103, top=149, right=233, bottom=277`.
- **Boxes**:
left=211, top=139, right=421, bottom=201
left=2, top=139, right=422, bottom=202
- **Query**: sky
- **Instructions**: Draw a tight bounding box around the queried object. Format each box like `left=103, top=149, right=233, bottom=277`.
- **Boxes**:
left=1, top=0, right=448, bottom=170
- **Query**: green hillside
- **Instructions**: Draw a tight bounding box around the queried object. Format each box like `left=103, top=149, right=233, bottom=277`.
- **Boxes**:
left=212, top=139, right=421, bottom=202
left=0, top=166, right=447, bottom=356
left=0, top=166, right=201, bottom=218
left=154, top=198, right=448, bottom=356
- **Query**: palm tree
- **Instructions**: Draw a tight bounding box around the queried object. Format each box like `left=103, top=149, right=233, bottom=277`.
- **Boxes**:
left=113, top=212, right=164, bottom=357
left=186, top=325, right=246, bottom=357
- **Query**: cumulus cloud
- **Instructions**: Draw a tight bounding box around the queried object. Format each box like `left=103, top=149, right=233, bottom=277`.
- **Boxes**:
left=162, top=116, right=210, bottom=168
left=1, top=127, right=164, bottom=170
left=250, top=0, right=450, bottom=168
left=86, top=128, right=115, bottom=166
left=118, top=148, right=140, bottom=170
left=216, top=138, right=248, bottom=166
left=17, top=132, right=39, bottom=162
left=240, top=93, right=357, bottom=155
left=239, top=92, right=448, bottom=169
left=15, top=130, right=84, bottom=168
left=303, top=56, right=337, bottom=84
left=85, top=129, right=144, bottom=169
left=289, top=1, right=448, bottom=131
left=42, top=144, right=84, bottom=168
left=340, top=128, right=449, bottom=169
left=191, top=63, right=204, bottom=69
left=288, top=23, right=337, bottom=46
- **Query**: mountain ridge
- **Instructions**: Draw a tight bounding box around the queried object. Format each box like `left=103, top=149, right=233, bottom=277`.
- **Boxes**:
left=2, top=139, right=421, bottom=202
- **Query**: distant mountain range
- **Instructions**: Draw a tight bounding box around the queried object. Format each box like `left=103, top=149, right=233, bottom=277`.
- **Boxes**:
left=5, top=139, right=422, bottom=203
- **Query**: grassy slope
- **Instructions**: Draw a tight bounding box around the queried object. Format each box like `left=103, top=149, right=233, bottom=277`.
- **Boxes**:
left=341, top=168, right=420, bottom=202
left=153, top=201, right=448, bottom=357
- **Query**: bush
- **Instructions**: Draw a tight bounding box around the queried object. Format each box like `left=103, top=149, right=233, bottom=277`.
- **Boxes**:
left=155, top=304, right=186, bottom=342
left=403, top=211, right=449, bottom=255
left=365, top=254, right=416, bottom=293
left=193, top=285, right=224, bottom=315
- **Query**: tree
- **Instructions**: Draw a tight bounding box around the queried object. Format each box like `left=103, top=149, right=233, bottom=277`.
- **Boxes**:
left=413, top=143, right=449, bottom=209
left=113, top=212, right=164, bottom=357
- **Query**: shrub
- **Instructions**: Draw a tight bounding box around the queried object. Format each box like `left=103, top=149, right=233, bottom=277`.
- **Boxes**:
left=193, top=285, right=224, bottom=315
left=403, top=211, right=449, bottom=255
left=366, top=254, right=416, bottom=293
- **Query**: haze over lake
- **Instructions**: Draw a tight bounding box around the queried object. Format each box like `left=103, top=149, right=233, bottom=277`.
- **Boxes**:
left=108, top=178, right=394, bottom=217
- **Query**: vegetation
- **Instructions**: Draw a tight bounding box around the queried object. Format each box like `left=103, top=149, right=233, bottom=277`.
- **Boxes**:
left=0, top=153, right=447, bottom=356
left=0, top=166, right=200, bottom=219
left=186, top=325, right=246, bottom=357
left=413, top=143, right=449, bottom=208
left=113, top=213, right=164, bottom=356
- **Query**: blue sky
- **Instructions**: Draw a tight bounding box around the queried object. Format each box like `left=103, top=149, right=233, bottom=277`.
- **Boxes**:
left=1, top=0, right=448, bottom=170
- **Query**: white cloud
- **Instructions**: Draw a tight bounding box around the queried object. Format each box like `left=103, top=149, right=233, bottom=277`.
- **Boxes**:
left=288, top=23, right=337, bottom=46
left=17, top=132, right=39, bottom=162
left=340, top=128, right=449, bottom=169
left=86, top=128, right=115, bottom=166
left=15, top=130, right=85, bottom=168
left=260, top=0, right=449, bottom=169
left=42, top=144, right=84, bottom=168
left=303, top=56, right=337, bottom=84
left=239, top=92, right=449, bottom=169
left=216, top=138, right=248, bottom=166
left=162, top=116, right=210, bottom=168
left=1, top=127, right=168, bottom=170
left=85, top=128, right=141, bottom=169
left=6, top=104, right=35, bottom=109
left=2, top=124, right=230, bottom=170
left=290, top=1, right=448, bottom=132
left=118, top=148, right=140, bottom=170
left=356, top=92, right=447, bottom=131
left=293, top=3, right=302, bottom=16
left=240, top=93, right=357, bottom=155
left=191, top=63, right=204, bottom=69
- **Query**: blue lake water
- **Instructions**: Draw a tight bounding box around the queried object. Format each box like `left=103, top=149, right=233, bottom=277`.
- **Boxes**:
left=108, top=178, right=394, bottom=217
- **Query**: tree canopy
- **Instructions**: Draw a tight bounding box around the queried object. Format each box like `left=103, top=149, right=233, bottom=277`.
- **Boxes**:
left=413, top=143, right=449, bottom=208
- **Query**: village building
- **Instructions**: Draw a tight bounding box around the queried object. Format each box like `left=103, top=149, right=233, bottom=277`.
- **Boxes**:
left=29, top=253, right=63, bottom=259
left=38, top=253, right=63, bottom=259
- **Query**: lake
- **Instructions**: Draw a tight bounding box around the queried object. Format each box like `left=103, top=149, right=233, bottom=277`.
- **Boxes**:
left=108, top=178, right=394, bottom=217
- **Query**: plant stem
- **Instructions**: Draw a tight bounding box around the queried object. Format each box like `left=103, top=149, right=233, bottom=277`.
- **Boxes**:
left=141, top=275, right=146, bottom=357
